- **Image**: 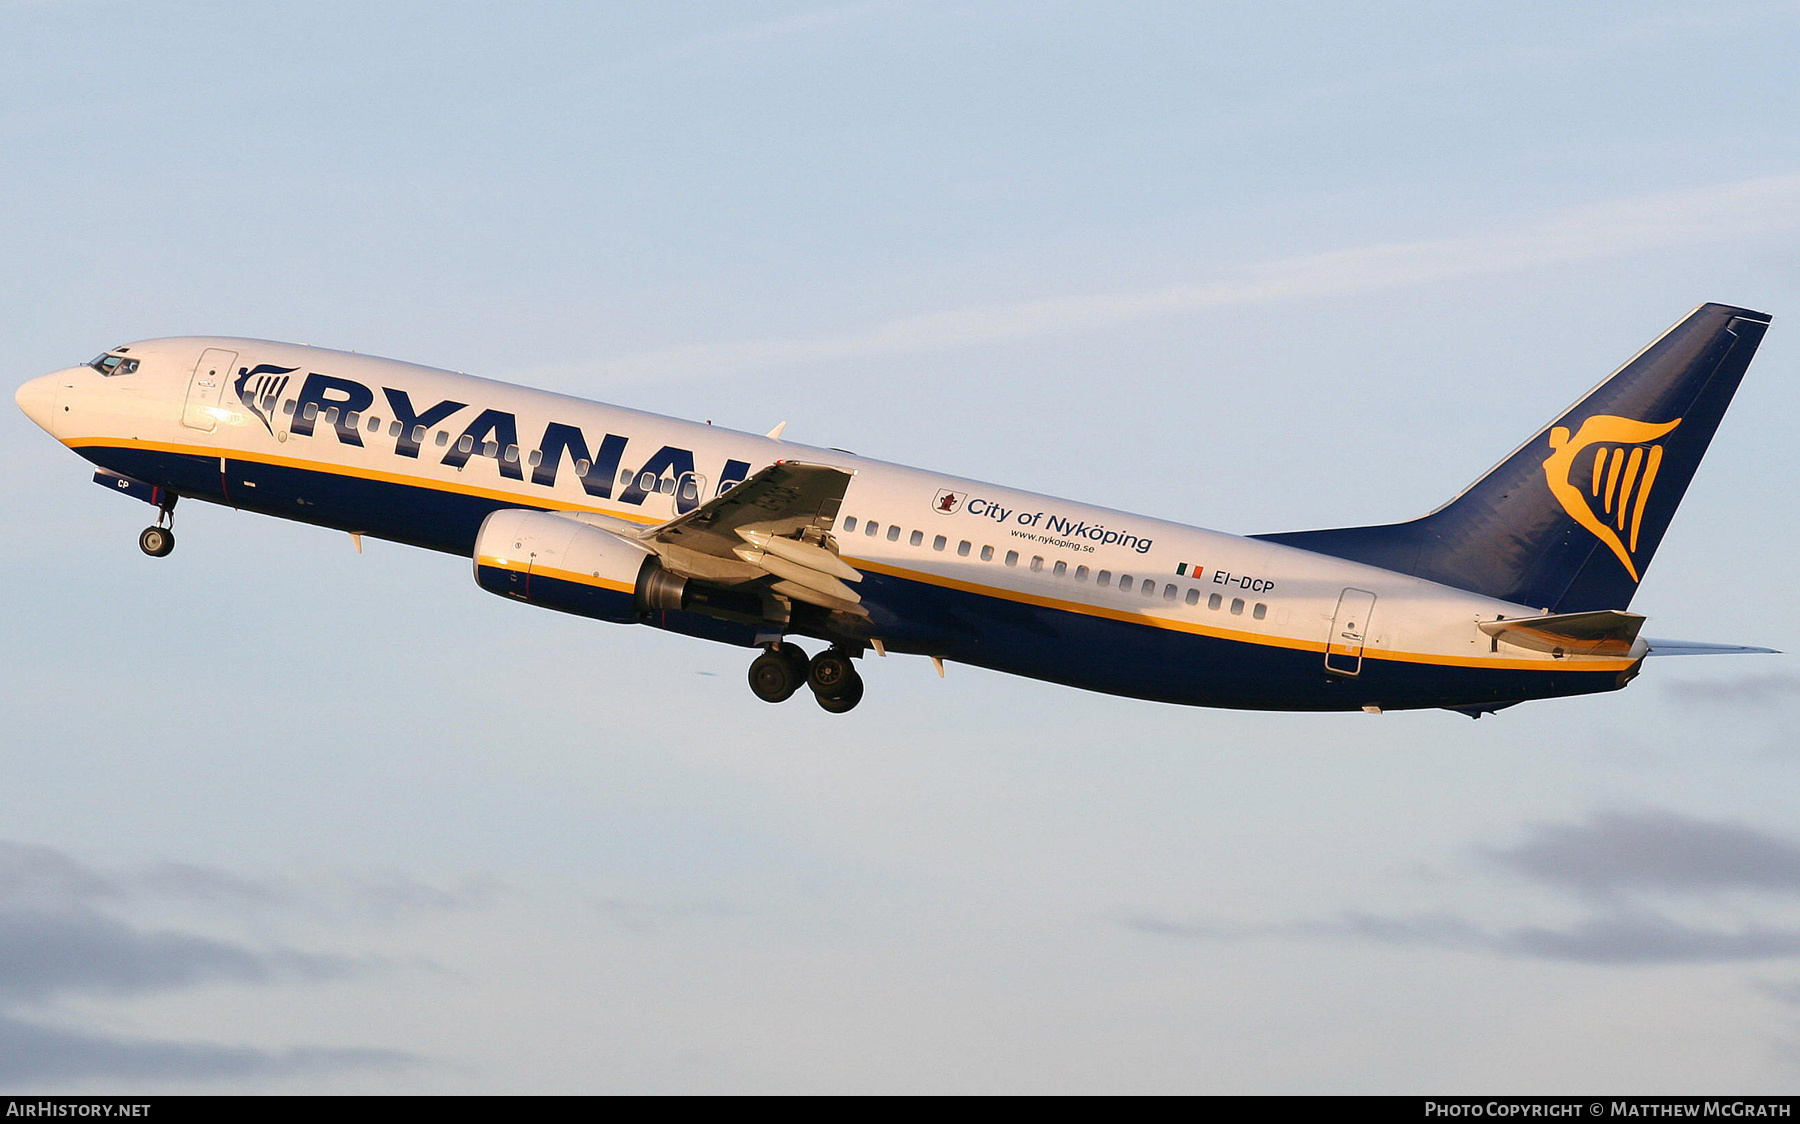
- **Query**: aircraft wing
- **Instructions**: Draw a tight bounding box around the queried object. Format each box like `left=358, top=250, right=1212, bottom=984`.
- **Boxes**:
left=637, top=461, right=865, bottom=614
left=1642, top=638, right=1781, bottom=656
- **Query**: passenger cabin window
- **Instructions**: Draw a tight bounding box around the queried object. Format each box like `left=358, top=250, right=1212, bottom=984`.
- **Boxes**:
left=1162, top=584, right=1176, bottom=601
left=1185, top=588, right=1200, bottom=606
left=503, top=445, right=519, bottom=463
left=1075, top=565, right=1089, bottom=582
left=529, top=450, right=543, bottom=467
left=283, top=401, right=297, bottom=415
left=957, top=541, right=971, bottom=557
left=1253, top=603, right=1267, bottom=620
left=344, top=411, right=359, bottom=429
left=1118, top=576, right=1133, bottom=592
left=410, top=425, right=425, bottom=442
left=575, top=459, right=590, bottom=477
left=1208, top=593, right=1222, bottom=610
left=887, top=526, right=901, bottom=542
left=1053, top=561, right=1066, bottom=577
left=434, top=431, right=449, bottom=447
left=323, top=407, right=340, bottom=426
left=367, top=415, right=381, bottom=433
left=388, top=420, right=402, bottom=437
left=303, top=403, right=320, bottom=421
left=933, top=535, right=946, bottom=551
left=843, top=517, right=857, bottom=533
left=909, top=530, right=923, bottom=547
left=866, top=522, right=879, bottom=537
left=1097, top=570, right=1111, bottom=587
left=1004, top=551, right=1019, bottom=567
left=457, top=435, right=475, bottom=453
left=483, top=440, right=499, bottom=457
left=1231, top=598, right=1245, bottom=615
left=1030, top=556, right=1043, bottom=573
left=980, top=545, right=994, bottom=561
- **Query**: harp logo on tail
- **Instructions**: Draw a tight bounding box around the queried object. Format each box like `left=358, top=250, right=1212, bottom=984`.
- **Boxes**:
left=1542, top=414, right=1682, bottom=581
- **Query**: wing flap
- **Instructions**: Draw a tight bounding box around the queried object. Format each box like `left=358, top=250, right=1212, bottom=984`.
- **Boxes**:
left=640, top=460, right=866, bottom=618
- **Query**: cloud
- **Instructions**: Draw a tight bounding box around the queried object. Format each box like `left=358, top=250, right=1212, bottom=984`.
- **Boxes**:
left=1129, top=808, right=1800, bottom=967
left=1755, top=980, right=1800, bottom=1007
left=1662, top=674, right=1800, bottom=707
left=574, top=172, right=1800, bottom=384
left=0, top=840, right=494, bottom=920
left=0, top=1013, right=410, bottom=1085
left=0, top=841, right=116, bottom=907
left=0, top=842, right=421, bottom=1084
left=1478, top=809, right=1800, bottom=896
left=0, top=907, right=355, bottom=1005
left=1129, top=908, right=1800, bottom=966
left=1497, top=912, right=1800, bottom=965
left=1323, top=908, right=1800, bottom=965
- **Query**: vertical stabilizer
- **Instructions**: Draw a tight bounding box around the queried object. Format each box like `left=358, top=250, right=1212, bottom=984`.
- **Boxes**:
left=1254, top=303, right=1771, bottom=611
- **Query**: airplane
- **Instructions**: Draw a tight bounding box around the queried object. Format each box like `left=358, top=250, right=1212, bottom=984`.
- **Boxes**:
left=13, top=302, right=1776, bottom=716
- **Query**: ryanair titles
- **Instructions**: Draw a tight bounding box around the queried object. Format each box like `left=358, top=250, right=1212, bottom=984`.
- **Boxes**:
left=248, top=367, right=751, bottom=514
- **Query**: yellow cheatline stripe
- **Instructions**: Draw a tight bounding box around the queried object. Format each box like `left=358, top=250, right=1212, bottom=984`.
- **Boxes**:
left=846, top=557, right=1635, bottom=674
left=80, top=438, right=1633, bottom=675
left=475, top=555, right=636, bottom=595
left=64, top=436, right=661, bottom=526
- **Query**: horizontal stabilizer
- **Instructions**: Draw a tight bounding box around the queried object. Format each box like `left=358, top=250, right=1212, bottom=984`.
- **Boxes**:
left=1478, top=609, right=1645, bottom=656
left=1643, top=637, right=1780, bottom=656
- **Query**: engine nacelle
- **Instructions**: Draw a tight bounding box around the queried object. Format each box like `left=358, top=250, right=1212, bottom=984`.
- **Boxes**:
left=473, top=509, right=683, bottom=623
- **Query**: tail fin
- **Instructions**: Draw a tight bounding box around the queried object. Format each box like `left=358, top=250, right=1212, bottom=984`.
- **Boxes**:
left=1254, top=303, right=1771, bottom=612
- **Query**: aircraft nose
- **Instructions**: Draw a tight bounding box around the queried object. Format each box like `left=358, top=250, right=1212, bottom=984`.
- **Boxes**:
left=15, top=373, right=60, bottom=436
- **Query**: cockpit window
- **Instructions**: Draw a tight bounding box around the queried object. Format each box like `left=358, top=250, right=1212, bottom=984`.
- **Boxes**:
left=87, top=353, right=139, bottom=376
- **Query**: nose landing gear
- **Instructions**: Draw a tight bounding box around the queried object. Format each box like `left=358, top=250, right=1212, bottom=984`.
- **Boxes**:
left=138, top=525, right=175, bottom=557
left=746, top=643, right=866, bottom=711
left=138, top=497, right=178, bottom=558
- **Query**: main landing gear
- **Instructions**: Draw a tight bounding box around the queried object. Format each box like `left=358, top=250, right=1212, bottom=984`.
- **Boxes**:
left=138, top=497, right=178, bottom=558
left=747, top=642, right=865, bottom=713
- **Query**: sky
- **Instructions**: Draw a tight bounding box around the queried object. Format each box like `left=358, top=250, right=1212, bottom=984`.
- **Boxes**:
left=3, top=0, right=1800, bottom=1094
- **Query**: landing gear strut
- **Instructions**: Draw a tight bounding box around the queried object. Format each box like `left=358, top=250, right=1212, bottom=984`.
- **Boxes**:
left=745, top=643, right=866, bottom=712
left=138, top=497, right=177, bottom=558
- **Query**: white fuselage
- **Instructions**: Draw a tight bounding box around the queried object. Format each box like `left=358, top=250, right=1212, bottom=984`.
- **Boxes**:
left=16, top=337, right=1645, bottom=711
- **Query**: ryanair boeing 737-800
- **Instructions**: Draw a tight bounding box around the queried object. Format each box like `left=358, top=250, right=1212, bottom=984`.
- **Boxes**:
left=13, top=303, right=1775, bottom=715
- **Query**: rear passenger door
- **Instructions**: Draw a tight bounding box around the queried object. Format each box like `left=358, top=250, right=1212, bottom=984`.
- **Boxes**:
left=1325, top=588, right=1376, bottom=677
